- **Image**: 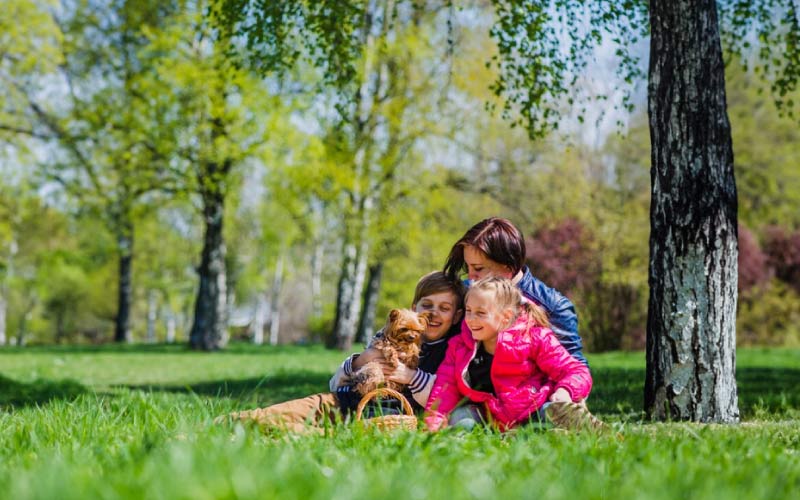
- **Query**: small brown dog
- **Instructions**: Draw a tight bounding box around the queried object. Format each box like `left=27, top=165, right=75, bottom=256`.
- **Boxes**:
left=351, top=308, right=429, bottom=395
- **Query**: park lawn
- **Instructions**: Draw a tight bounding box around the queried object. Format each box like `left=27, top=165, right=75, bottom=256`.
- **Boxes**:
left=0, top=344, right=798, bottom=500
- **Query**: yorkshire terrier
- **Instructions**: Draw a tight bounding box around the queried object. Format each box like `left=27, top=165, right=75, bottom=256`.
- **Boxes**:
left=351, top=308, right=429, bottom=395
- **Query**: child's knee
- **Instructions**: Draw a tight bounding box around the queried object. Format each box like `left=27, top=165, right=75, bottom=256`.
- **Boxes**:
left=448, top=404, right=487, bottom=430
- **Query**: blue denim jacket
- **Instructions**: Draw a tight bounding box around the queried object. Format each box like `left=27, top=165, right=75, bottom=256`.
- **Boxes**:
left=467, top=266, right=588, bottom=366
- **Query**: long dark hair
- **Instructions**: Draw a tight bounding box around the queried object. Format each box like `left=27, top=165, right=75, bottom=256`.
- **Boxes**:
left=444, top=217, right=526, bottom=280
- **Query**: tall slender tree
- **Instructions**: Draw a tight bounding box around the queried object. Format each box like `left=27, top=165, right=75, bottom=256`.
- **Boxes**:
left=146, top=2, right=273, bottom=349
left=212, top=0, right=456, bottom=349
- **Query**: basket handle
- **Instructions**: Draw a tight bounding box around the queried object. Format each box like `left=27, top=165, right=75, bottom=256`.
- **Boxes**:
left=354, top=388, right=414, bottom=421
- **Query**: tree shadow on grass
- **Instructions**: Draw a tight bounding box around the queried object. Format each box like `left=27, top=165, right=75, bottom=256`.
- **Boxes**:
left=0, top=374, right=88, bottom=409
left=125, top=370, right=332, bottom=408
left=0, top=342, right=321, bottom=356
left=736, top=367, right=800, bottom=415
left=589, top=366, right=800, bottom=419
left=124, top=366, right=800, bottom=418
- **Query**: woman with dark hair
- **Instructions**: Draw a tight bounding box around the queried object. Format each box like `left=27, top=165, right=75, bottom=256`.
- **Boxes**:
left=444, top=217, right=587, bottom=365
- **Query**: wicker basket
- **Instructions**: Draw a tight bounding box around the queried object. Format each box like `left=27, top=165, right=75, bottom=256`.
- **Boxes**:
left=355, top=388, right=418, bottom=431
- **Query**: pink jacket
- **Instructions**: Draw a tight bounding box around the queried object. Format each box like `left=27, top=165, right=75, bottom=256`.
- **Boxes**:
left=424, top=311, right=592, bottom=431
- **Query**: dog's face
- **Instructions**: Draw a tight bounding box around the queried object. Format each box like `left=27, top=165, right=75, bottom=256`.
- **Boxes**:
left=383, top=308, right=428, bottom=346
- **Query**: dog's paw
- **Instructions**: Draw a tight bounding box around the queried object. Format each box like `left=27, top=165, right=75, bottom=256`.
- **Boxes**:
left=352, top=362, right=385, bottom=395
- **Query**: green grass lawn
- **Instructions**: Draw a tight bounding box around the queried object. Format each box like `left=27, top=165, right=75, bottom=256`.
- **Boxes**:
left=1, top=344, right=798, bottom=499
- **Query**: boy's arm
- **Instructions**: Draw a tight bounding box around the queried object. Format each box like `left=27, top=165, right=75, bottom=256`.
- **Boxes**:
left=328, top=353, right=359, bottom=392
left=328, top=347, right=386, bottom=391
left=408, top=370, right=436, bottom=407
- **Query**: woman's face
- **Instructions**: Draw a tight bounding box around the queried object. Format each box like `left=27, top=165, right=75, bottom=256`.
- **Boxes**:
left=413, top=291, right=462, bottom=342
left=463, top=245, right=515, bottom=281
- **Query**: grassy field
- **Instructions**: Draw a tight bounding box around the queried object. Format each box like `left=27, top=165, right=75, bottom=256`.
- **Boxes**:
left=0, top=344, right=798, bottom=499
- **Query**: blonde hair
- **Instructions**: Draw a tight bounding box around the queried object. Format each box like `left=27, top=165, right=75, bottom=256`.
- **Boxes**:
left=466, top=276, right=550, bottom=328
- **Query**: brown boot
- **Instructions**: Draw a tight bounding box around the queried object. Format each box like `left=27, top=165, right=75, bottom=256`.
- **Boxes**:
left=545, top=401, right=609, bottom=433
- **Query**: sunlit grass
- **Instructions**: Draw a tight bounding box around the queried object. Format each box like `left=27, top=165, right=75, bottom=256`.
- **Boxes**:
left=0, top=344, right=798, bottom=499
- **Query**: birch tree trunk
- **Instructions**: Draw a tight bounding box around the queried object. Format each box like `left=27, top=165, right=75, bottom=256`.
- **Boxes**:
left=357, top=262, right=383, bottom=345
left=189, top=188, right=229, bottom=350
left=146, top=289, right=157, bottom=343
left=645, top=0, right=739, bottom=422
left=268, top=253, right=284, bottom=346
left=332, top=241, right=366, bottom=351
left=310, top=240, right=324, bottom=320
left=0, top=238, right=15, bottom=347
left=251, top=292, right=268, bottom=345
left=17, top=306, right=32, bottom=346
left=0, top=293, right=6, bottom=346
left=165, top=304, right=177, bottom=343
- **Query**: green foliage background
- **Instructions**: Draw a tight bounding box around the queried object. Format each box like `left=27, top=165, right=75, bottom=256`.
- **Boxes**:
left=0, top=0, right=798, bottom=349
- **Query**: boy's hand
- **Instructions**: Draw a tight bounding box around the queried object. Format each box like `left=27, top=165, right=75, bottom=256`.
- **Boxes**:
left=351, top=348, right=384, bottom=370
left=384, top=362, right=416, bottom=385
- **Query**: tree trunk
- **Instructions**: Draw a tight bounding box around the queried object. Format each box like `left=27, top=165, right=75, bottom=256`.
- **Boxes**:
left=0, top=292, right=6, bottom=346
left=268, top=253, right=284, bottom=346
left=332, top=239, right=369, bottom=351
left=146, top=289, right=157, bottom=343
left=55, top=312, right=66, bottom=344
left=357, top=262, right=383, bottom=345
left=310, top=240, right=324, bottom=320
left=17, top=304, right=33, bottom=347
left=165, top=304, right=177, bottom=343
left=251, top=292, right=268, bottom=345
left=645, top=0, right=739, bottom=422
left=189, top=190, right=229, bottom=350
left=16, top=314, right=26, bottom=347
left=114, top=232, right=133, bottom=343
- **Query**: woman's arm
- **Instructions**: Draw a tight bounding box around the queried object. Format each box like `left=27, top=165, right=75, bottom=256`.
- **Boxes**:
left=533, top=327, right=592, bottom=401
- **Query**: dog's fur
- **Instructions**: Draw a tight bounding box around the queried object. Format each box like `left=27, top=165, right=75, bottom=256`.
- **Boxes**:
left=351, top=308, right=429, bottom=395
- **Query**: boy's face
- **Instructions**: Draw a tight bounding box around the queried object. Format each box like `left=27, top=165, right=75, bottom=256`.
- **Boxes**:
left=463, top=245, right=514, bottom=281
left=413, top=291, right=462, bottom=342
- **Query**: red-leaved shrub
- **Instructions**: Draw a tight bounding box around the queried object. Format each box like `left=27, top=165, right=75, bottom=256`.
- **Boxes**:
left=738, top=224, right=771, bottom=292
left=526, top=218, right=647, bottom=352
left=525, top=218, right=600, bottom=294
left=764, top=226, right=800, bottom=293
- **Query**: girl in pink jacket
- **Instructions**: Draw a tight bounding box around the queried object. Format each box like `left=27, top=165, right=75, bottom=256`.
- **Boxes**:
left=425, top=276, right=602, bottom=432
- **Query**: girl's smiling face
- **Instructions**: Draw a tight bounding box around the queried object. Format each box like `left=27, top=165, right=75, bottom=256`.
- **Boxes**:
left=464, top=288, right=514, bottom=346
left=413, top=291, right=462, bottom=342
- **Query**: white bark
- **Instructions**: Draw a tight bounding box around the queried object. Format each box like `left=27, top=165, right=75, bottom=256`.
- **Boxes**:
left=268, top=253, right=284, bottom=346
left=358, top=263, right=383, bottom=345
left=333, top=242, right=361, bottom=350
left=310, top=241, right=324, bottom=319
left=646, top=0, right=739, bottom=423
left=146, top=289, right=157, bottom=343
left=165, top=306, right=177, bottom=343
left=0, top=293, right=6, bottom=346
left=251, top=292, right=268, bottom=345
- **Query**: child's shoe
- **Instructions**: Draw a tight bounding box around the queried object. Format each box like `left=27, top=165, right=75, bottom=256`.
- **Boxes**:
left=545, top=401, right=609, bottom=433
